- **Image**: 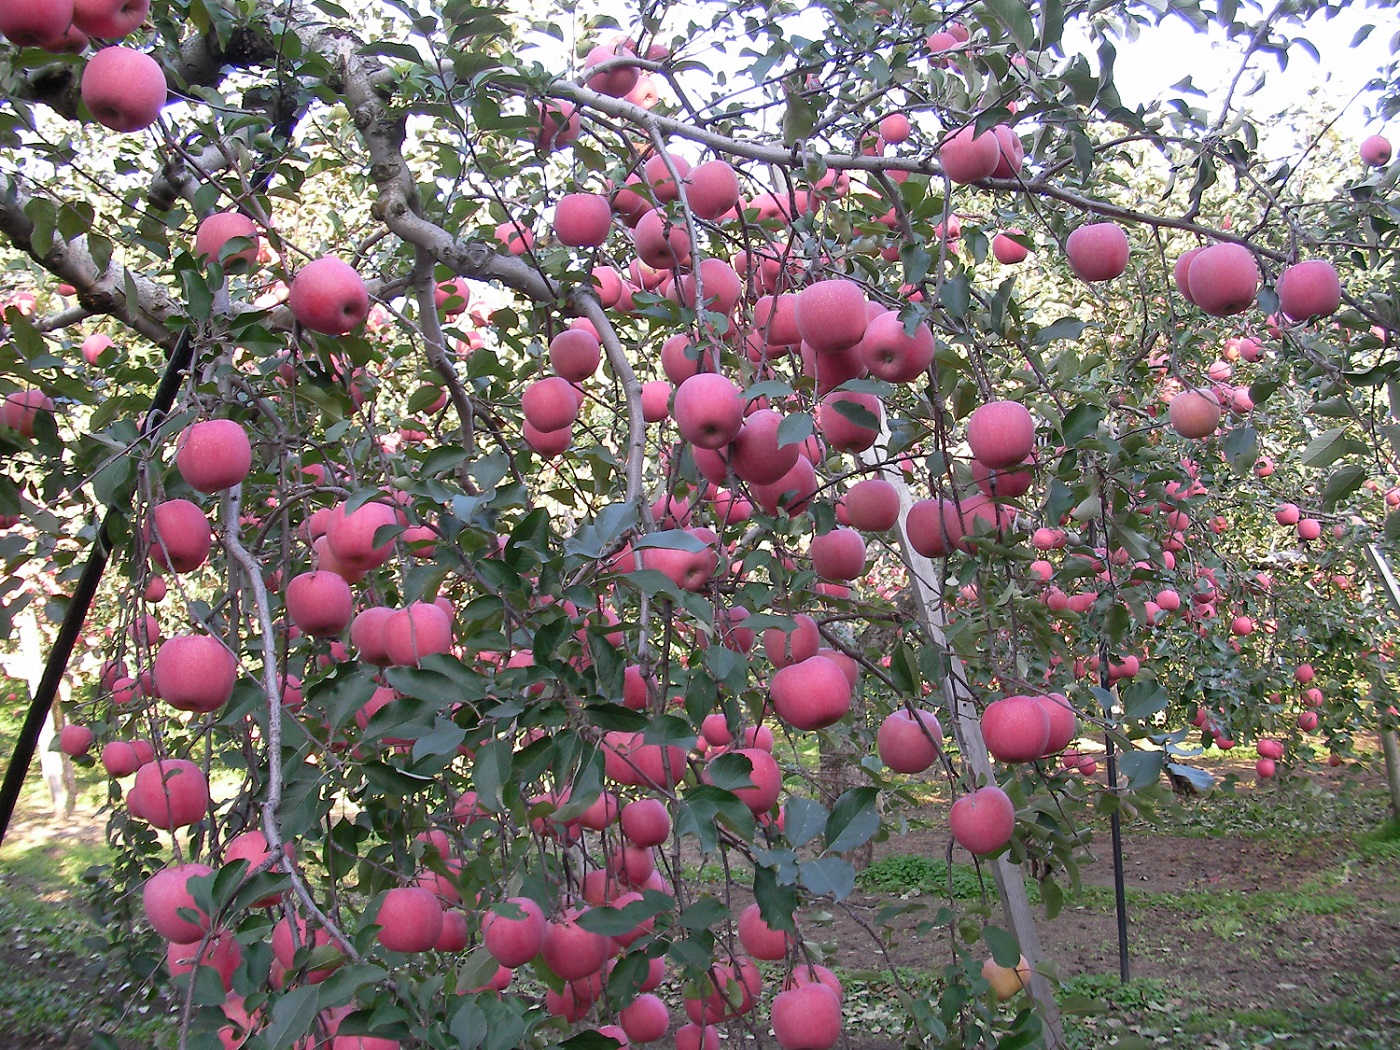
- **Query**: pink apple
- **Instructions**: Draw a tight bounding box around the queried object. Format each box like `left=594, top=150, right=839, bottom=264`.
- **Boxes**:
left=194, top=212, right=259, bottom=267
left=81, top=46, right=166, bottom=133
left=685, top=160, right=741, bottom=220
left=993, top=229, right=1029, bottom=264
left=737, top=902, right=792, bottom=960
left=731, top=408, right=800, bottom=484
left=981, top=695, right=1051, bottom=762
left=795, top=279, right=869, bottom=353
left=483, top=897, right=546, bottom=968
left=72, top=0, right=148, bottom=37
left=176, top=419, right=253, bottom=493
left=938, top=125, right=1000, bottom=184
left=1168, top=388, right=1221, bottom=438
left=674, top=373, right=744, bottom=449
left=859, top=311, right=935, bottom=383
left=382, top=601, right=453, bottom=666
left=2, top=389, right=54, bottom=437
left=554, top=192, right=613, bottom=247
left=809, top=528, right=866, bottom=581
left=770, top=982, right=842, bottom=1050
left=0, top=0, right=75, bottom=47
left=1186, top=243, right=1259, bottom=316
left=967, top=400, right=1034, bottom=470
left=1360, top=134, right=1392, bottom=167
left=154, top=633, right=238, bottom=713
left=1066, top=222, right=1129, bottom=282
left=143, top=863, right=213, bottom=943
left=770, top=655, right=852, bottom=730
left=59, top=723, right=94, bottom=757
left=948, top=785, right=1015, bottom=855
left=1276, top=259, right=1341, bottom=321
left=376, top=887, right=443, bottom=953
left=818, top=391, right=881, bottom=453
left=129, top=759, right=210, bottom=829
left=548, top=329, right=602, bottom=382
left=145, top=499, right=212, bottom=573
left=877, top=708, right=943, bottom=773
left=288, top=257, right=370, bottom=334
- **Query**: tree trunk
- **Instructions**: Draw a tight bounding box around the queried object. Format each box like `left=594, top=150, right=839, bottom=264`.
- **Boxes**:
left=14, top=608, right=70, bottom=816
left=1382, top=728, right=1400, bottom=822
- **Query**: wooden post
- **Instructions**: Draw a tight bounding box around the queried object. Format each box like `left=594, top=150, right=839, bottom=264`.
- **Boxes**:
left=864, top=446, right=1065, bottom=1045
left=15, top=608, right=71, bottom=816
left=1361, top=545, right=1400, bottom=820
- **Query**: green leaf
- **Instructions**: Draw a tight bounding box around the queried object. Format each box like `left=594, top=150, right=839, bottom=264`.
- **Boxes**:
left=889, top=643, right=919, bottom=696
left=1061, top=404, right=1104, bottom=445
left=1033, top=317, right=1086, bottom=345
left=634, top=529, right=707, bottom=552
left=1221, top=426, right=1257, bottom=473
left=753, top=864, right=799, bottom=933
left=782, top=796, right=827, bottom=848
left=940, top=274, right=970, bottom=319
left=1118, top=750, right=1165, bottom=791
left=777, top=412, right=814, bottom=450
left=984, top=0, right=1036, bottom=51
left=264, top=986, right=320, bottom=1050
left=1301, top=428, right=1366, bottom=468
left=473, top=736, right=513, bottom=810
left=983, top=925, right=1021, bottom=968
left=825, top=787, right=879, bottom=853
left=1038, top=0, right=1064, bottom=48
left=1322, top=464, right=1366, bottom=508
left=705, top=750, right=757, bottom=791
left=798, top=856, right=855, bottom=899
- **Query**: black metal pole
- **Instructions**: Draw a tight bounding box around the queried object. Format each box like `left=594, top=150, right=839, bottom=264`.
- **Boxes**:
left=1104, top=731, right=1131, bottom=983
left=0, top=329, right=194, bottom=847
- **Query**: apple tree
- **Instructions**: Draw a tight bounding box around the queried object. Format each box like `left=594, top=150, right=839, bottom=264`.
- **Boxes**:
left=0, top=0, right=1397, bottom=1048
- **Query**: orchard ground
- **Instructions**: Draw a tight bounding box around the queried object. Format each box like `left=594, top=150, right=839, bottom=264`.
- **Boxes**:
left=2, top=729, right=1395, bottom=1050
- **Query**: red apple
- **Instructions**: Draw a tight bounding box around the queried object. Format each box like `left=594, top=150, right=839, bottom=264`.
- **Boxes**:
left=288, top=257, right=370, bottom=335
left=711, top=746, right=782, bottom=813
left=619, top=993, right=669, bottom=1043
left=72, top=0, right=148, bottom=36
left=146, top=499, right=212, bottom=573
left=540, top=912, right=610, bottom=981
left=859, top=311, right=935, bottom=383
left=482, top=897, right=546, bottom=968
left=967, top=400, right=1034, bottom=470
left=0, top=0, right=74, bottom=47
left=554, top=192, right=613, bottom=247
left=809, top=527, right=866, bottom=581
left=325, top=500, right=401, bottom=573
left=549, top=329, right=601, bottom=382
left=1168, top=388, right=1222, bottom=439
left=1276, top=259, right=1341, bottom=321
left=1186, top=243, right=1259, bottom=316
left=376, top=887, right=443, bottom=953
left=59, top=723, right=94, bottom=757
left=81, top=46, right=166, bottom=133
left=129, top=759, right=210, bottom=829
left=992, top=229, right=1029, bottom=264
left=1360, top=134, right=1392, bottom=167
left=737, top=901, right=791, bottom=960
left=154, top=633, right=238, bottom=713
left=818, top=391, right=881, bottom=453
left=981, top=695, right=1051, bottom=762
left=1066, top=222, right=1129, bottom=282
left=795, top=279, right=869, bottom=354
left=1034, top=693, right=1077, bottom=755
left=176, top=419, right=253, bottom=493
left=770, top=982, right=842, bottom=1050
left=948, top=785, right=1015, bottom=855
left=938, top=124, right=1000, bottom=184
left=686, top=160, right=741, bottom=220
left=844, top=478, right=900, bottom=531
left=143, top=863, right=213, bottom=943
left=620, top=798, right=671, bottom=847
left=877, top=708, right=943, bottom=773
left=194, top=212, right=259, bottom=267
left=763, top=613, right=820, bottom=668
left=632, top=209, right=691, bottom=269
left=770, top=655, right=852, bottom=730
left=382, top=601, right=453, bottom=666
left=990, top=125, right=1024, bottom=178
left=731, top=408, right=799, bottom=484
left=674, top=373, right=744, bottom=449
left=2, top=389, right=54, bottom=437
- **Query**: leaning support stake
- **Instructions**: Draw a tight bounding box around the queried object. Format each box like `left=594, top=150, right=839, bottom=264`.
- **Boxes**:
left=1360, top=544, right=1400, bottom=820
left=0, top=330, right=194, bottom=847
left=863, top=444, right=1065, bottom=1046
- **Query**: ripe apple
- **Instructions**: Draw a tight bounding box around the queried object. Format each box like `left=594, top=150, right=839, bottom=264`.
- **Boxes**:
left=948, top=785, right=1016, bottom=855
left=981, top=695, right=1051, bottom=762
left=1255, top=757, right=1276, bottom=779
left=483, top=897, right=546, bottom=967
left=981, top=955, right=1031, bottom=1000
left=81, top=46, right=167, bottom=133
left=818, top=391, right=881, bottom=453
left=272, top=915, right=338, bottom=982
left=1168, top=388, right=1222, bottom=438
left=143, top=863, right=213, bottom=943
left=685, top=160, right=741, bottom=220
left=146, top=499, right=212, bottom=573
left=166, top=930, right=241, bottom=991
left=1360, top=134, right=1392, bottom=167
left=750, top=454, right=818, bottom=515
left=619, top=993, right=669, bottom=1043
left=59, top=723, right=94, bottom=757
left=794, top=279, right=869, bottom=353
left=731, top=408, right=799, bottom=484
left=549, top=329, right=601, bottom=382
left=536, top=101, right=580, bottom=151
left=877, top=708, right=943, bottom=773
left=376, top=887, right=443, bottom=953
left=1276, top=259, right=1341, bottom=321
left=809, top=527, right=866, bottom=581
left=967, top=400, right=1034, bottom=470
left=620, top=798, right=671, bottom=847
left=554, top=192, right=613, bottom=247
left=325, top=500, right=400, bottom=573
left=1185, top=242, right=1259, bottom=316
left=674, top=373, right=744, bottom=449
left=176, top=419, right=253, bottom=493
left=938, top=124, right=1000, bottom=184
left=632, top=209, right=691, bottom=269
left=382, top=601, right=453, bottom=666
left=194, top=212, right=259, bottom=267
left=738, top=902, right=792, bottom=960
left=1297, top=518, right=1321, bottom=540
left=992, top=229, right=1029, bottom=264
left=711, top=747, right=782, bottom=813
left=153, top=633, right=237, bottom=713
left=288, top=257, right=370, bottom=334
left=0, top=0, right=75, bottom=47
left=763, top=613, right=820, bottom=668
left=859, top=311, right=935, bottom=382
left=129, top=758, right=210, bottom=829
left=540, top=912, right=610, bottom=981
left=1066, top=222, right=1129, bottom=282
left=2, top=389, right=54, bottom=436
left=770, top=655, right=852, bottom=730
left=844, top=478, right=900, bottom=531
left=770, top=982, right=842, bottom=1050
left=72, top=0, right=148, bottom=37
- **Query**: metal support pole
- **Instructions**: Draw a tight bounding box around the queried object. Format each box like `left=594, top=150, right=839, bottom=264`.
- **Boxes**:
left=0, top=329, right=193, bottom=846
left=1103, top=730, right=1131, bottom=982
